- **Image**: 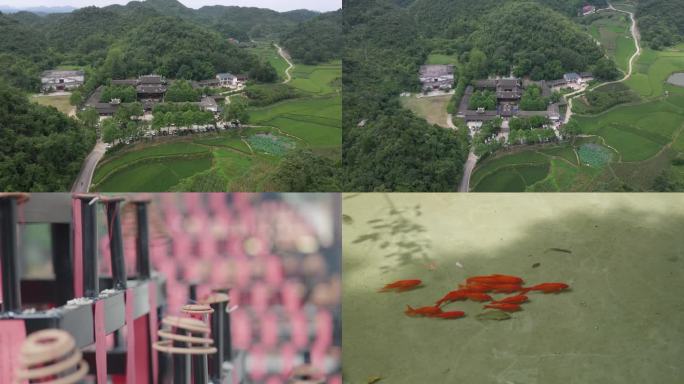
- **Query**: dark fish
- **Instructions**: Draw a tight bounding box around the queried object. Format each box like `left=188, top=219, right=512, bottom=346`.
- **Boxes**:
left=547, top=248, right=572, bottom=254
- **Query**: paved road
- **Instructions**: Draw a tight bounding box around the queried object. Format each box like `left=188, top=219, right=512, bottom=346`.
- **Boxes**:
left=458, top=150, right=478, bottom=192
left=71, top=140, right=106, bottom=192
left=275, top=43, right=294, bottom=84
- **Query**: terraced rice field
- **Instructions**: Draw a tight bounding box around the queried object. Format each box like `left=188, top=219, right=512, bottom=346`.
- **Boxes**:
left=471, top=42, right=684, bottom=191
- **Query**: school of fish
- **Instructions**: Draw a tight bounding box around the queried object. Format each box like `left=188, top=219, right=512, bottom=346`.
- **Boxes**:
left=379, top=274, right=569, bottom=319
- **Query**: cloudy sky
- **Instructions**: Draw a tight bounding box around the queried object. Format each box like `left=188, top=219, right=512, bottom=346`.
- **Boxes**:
left=0, top=0, right=340, bottom=12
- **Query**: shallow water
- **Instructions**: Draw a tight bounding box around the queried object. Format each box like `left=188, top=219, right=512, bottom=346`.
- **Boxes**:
left=343, top=193, right=684, bottom=383
left=667, top=72, right=684, bottom=87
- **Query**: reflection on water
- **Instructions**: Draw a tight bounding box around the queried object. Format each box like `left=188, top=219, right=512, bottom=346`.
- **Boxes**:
left=667, top=72, right=684, bottom=87
left=342, top=194, right=684, bottom=384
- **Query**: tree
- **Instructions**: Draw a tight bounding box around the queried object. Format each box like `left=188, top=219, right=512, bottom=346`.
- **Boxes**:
left=69, top=90, right=83, bottom=106
left=222, top=98, right=250, bottom=123
left=560, top=120, right=581, bottom=138
left=166, top=80, right=201, bottom=102
left=466, top=48, right=488, bottom=79
left=77, top=107, right=99, bottom=130
left=593, top=58, right=620, bottom=81
left=271, top=150, right=341, bottom=191
left=101, top=119, right=119, bottom=144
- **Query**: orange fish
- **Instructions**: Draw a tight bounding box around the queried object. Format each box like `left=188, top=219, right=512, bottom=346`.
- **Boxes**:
left=379, top=279, right=422, bottom=292
left=489, top=284, right=524, bottom=294
left=436, top=290, right=467, bottom=306
left=405, top=305, right=442, bottom=317
left=491, top=294, right=528, bottom=305
left=434, top=310, right=466, bottom=319
left=466, top=274, right=524, bottom=285
left=522, top=283, right=569, bottom=294
left=458, top=283, right=494, bottom=293
left=436, top=290, right=492, bottom=306
left=484, top=303, right=522, bottom=312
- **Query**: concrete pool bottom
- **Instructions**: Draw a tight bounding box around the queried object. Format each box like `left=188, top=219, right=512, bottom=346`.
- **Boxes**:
left=342, top=194, right=684, bottom=383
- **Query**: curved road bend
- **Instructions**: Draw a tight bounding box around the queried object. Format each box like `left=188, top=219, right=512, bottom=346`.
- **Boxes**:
left=275, top=43, right=294, bottom=84
left=564, top=2, right=641, bottom=124
left=72, top=140, right=106, bottom=193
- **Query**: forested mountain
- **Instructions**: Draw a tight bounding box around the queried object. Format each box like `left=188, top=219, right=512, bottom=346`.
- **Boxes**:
left=409, top=0, right=607, bottom=37
left=111, top=16, right=259, bottom=80
left=0, top=0, right=328, bottom=92
left=0, top=81, right=95, bottom=191
left=343, top=0, right=469, bottom=191
left=469, top=2, right=604, bottom=79
left=636, top=0, right=684, bottom=49
left=281, top=11, right=342, bottom=64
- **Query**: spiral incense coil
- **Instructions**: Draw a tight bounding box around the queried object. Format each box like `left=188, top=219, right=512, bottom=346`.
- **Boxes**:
left=14, top=329, right=88, bottom=384
left=153, top=316, right=218, bottom=355
left=182, top=304, right=214, bottom=315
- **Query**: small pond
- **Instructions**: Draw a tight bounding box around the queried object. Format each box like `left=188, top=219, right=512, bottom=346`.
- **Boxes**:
left=666, top=72, right=684, bottom=87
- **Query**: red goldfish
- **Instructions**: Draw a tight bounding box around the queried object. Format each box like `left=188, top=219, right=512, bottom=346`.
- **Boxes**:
left=405, top=305, right=442, bottom=317
left=436, top=290, right=492, bottom=306
left=522, top=283, right=569, bottom=294
left=379, top=279, right=422, bottom=292
left=458, top=283, right=494, bottom=293
left=466, top=274, right=524, bottom=285
left=489, top=284, right=524, bottom=294
left=484, top=303, right=522, bottom=312
left=491, top=294, right=528, bottom=305
left=434, top=310, right=466, bottom=319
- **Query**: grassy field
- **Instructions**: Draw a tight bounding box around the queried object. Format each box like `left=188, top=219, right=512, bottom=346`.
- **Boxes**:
left=289, top=61, right=341, bottom=95
left=471, top=42, right=684, bottom=191
left=586, top=12, right=634, bottom=73
left=400, top=94, right=451, bottom=128
left=247, top=41, right=290, bottom=81
left=249, top=95, right=341, bottom=150
left=30, top=94, right=74, bottom=115
left=426, top=53, right=459, bottom=66
left=93, top=44, right=341, bottom=192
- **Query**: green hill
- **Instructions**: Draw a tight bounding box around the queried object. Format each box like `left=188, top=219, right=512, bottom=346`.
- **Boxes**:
left=281, top=10, right=342, bottom=64
left=637, top=0, right=684, bottom=49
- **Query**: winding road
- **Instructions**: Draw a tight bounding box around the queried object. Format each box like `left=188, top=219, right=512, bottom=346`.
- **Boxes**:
left=71, top=140, right=106, bottom=193
left=275, top=43, right=294, bottom=84
left=564, top=2, right=641, bottom=124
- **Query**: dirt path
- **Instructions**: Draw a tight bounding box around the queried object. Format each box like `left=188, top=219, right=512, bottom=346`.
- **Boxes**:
left=564, top=2, right=641, bottom=125
left=71, top=140, right=106, bottom=192
left=274, top=43, right=294, bottom=84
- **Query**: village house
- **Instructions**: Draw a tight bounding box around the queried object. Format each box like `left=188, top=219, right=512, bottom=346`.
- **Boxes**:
left=136, top=75, right=167, bottom=103
left=581, top=4, right=597, bottom=16
left=419, top=65, right=454, bottom=92
left=41, top=70, right=85, bottom=92
left=199, top=96, right=219, bottom=113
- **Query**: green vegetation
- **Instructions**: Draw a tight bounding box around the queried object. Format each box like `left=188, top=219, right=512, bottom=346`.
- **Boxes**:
left=100, top=85, right=136, bottom=102
left=244, top=83, right=299, bottom=107
left=574, top=83, right=640, bottom=114
left=30, top=94, right=74, bottom=115
left=510, top=116, right=550, bottom=131
left=343, top=0, right=469, bottom=191
left=519, top=85, right=548, bottom=111
left=247, top=41, right=290, bottom=81
left=399, top=94, right=451, bottom=128
left=578, top=143, right=613, bottom=167
left=636, top=0, right=684, bottom=49
left=165, top=80, right=201, bottom=102
left=585, top=12, right=634, bottom=73
left=0, top=81, right=95, bottom=191
left=468, top=90, right=496, bottom=110
left=280, top=10, right=341, bottom=64
left=247, top=134, right=295, bottom=155
left=288, top=61, right=341, bottom=95
left=473, top=118, right=503, bottom=157
left=151, top=103, right=214, bottom=131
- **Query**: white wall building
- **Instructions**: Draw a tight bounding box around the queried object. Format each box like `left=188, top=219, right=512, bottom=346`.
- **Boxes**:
left=41, top=70, right=85, bottom=92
